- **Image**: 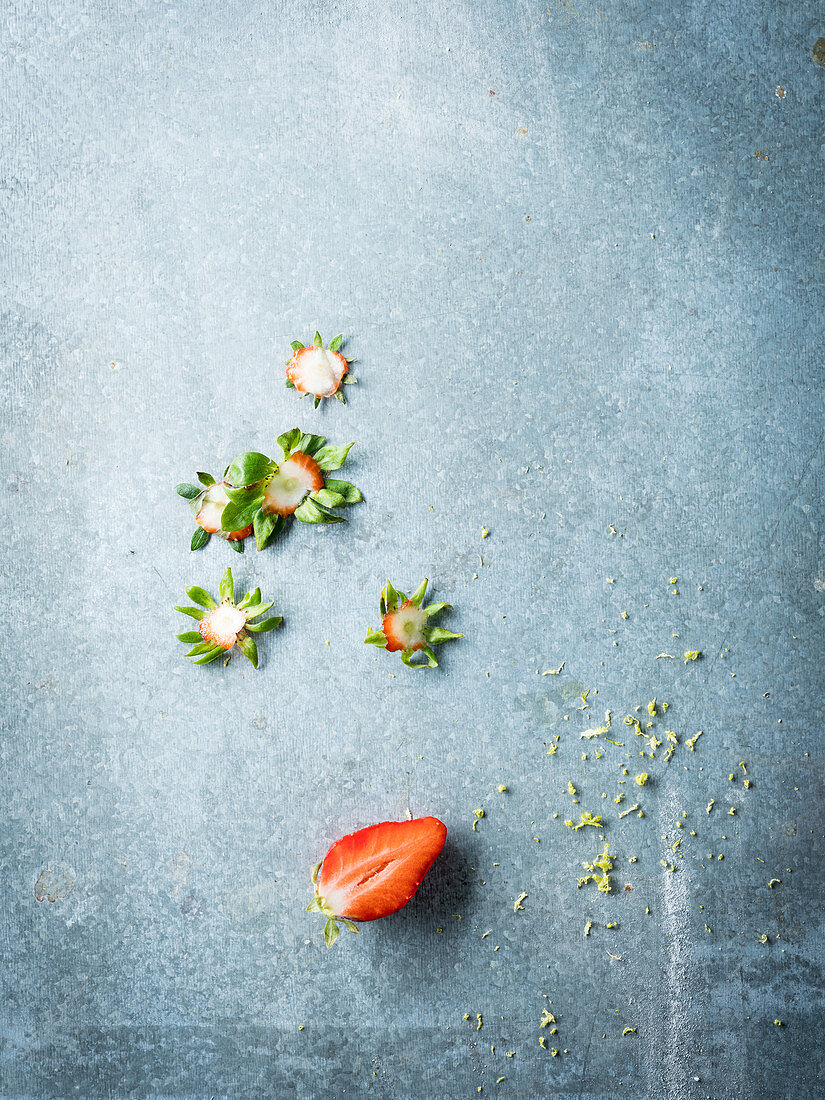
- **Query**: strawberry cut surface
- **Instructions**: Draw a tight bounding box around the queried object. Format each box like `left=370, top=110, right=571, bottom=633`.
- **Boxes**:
left=198, top=603, right=247, bottom=650
left=196, top=482, right=253, bottom=540
left=262, top=452, right=324, bottom=516
left=382, top=600, right=428, bottom=653
left=316, top=817, right=447, bottom=922
left=286, top=346, right=348, bottom=398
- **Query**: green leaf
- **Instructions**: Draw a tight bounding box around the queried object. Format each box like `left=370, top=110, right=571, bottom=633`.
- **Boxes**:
left=236, top=634, right=259, bottom=668
left=224, top=484, right=263, bottom=505
left=191, top=527, right=211, bottom=551
left=323, top=478, right=362, bottom=504
left=245, top=600, right=274, bottom=620
left=185, top=642, right=214, bottom=657
left=221, top=499, right=262, bottom=533
left=229, top=539, right=245, bottom=554
left=246, top=616, right=282, bottom=633
left=175, top=482, right=202, bottom=499
left=185, top=585, right=217, bottom=609
left=342, top=374, right=357, bottom=384
left=253, top=510, right=282, bottom=551
left=409, top=578, right=429, bottom=607
left=364, top=629, right=388, bottom=647
left=226, top=452, right=275, bottom=487
left=401, top=646, right=439, bottom=669
left=313, top=396, right=321, bottom=409
left=306, top=896, right=323, bottom=912
left=175, top=605, right=206, bottom=621
left=238, top=587, right=261, bottom=609
left=194, top=646, right=224, bottom=665
left=311, top=861, right=322, bottom=885
left=176, top=631, right=202, bottom=643
left=340, top=919, right=359, bottom=934
left=196, top=471, right=215, bottom=487
left=294, top=497, right=345, bottom=524
left=296, top=432, right=326, bottom=456
left=276, top=428, right=302, bottom=455
left=423, top=601, right=450, bottom=618
left=311, top=487, right=347, bottom=509
left=328, top=334, right=344, bottom=353
left=313, top=331, right=323, bottom=347
left=290, top=340, right=305, bottom=351
left=424, top=625, right=464, bottom=645
left=381, top=580, right=404, bottom=616
left=219, top=568, right=234, bottom=602
left=313, top=442, right=355, bottom=471
left=324, top=918, right=339, bottom=948
left=285, top=379, right=295, bottom=388
left=334, top=391, right=346, bottom=404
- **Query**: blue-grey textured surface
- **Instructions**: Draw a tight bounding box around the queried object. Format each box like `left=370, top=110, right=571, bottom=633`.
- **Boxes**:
left=1, top=1, right=823, bottom=1097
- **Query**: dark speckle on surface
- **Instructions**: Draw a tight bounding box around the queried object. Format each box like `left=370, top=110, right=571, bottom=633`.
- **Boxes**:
left=1, top=0, right=824, bottom=1098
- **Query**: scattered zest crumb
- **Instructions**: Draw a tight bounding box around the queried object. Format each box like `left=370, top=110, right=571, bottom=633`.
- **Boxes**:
left=584, top=920, right=592, bottom=936
left=656, top=653, right=675, bottom=660
left=539, top=1010, right=556, bottom=1028
left=542, top=662, right=564, bottom=675
left=635, top=773, right=649, bottom=787
left=768, top=878, right=781, bottom=888
left=564, top=812, right=602, bottom=830
left=514, top=892, right=528, bottom=913
left=618, top=803, right=640, bottom=818
left=684, top=650, right=702, bottom=662
left=622, top=1028, right=637, bottom=1036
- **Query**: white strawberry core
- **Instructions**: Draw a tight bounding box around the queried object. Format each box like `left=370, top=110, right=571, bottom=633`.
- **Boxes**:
left=293, top=347, right=344, bottom=397
left=392, top=605, right=427, bottom=649
left=200, top=603, right=246, bottom=649
left=262, top=457, right=317, bottom=514
left=196, top=483, right=229, bottom=533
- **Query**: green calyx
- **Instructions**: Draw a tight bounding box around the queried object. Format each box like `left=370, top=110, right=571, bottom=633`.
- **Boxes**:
left=219, top=430, right=362, bottom=550
left=286, top=332, right=358, bottom=407
left=306, top=861, right=359, bottom=948
left=365, top=578, right=463, bottom=669
left=174, top=567, right=282, bottom=668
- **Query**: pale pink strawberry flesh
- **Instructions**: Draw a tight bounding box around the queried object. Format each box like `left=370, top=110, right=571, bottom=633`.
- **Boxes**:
left=198, top=603, right=246, bottom=649
left=287, top=346, right=347, bottom=397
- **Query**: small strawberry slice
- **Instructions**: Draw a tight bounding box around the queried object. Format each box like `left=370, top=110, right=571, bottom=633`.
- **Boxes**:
left=194, top=482, right=253, bottom=541
left=364, top=578, right=463, bottom=669
left=262, top=452, right=324, bottom=516
left=308, top=817, right=447, bottom=946
left=382, top=600, right=428, bottom=652
left=198, top=603, right=247, bottom=649
left=287, top=346, right=348, bottom=398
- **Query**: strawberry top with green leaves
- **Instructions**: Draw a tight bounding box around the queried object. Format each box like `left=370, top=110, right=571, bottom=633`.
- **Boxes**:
left=175, top=567, right=282, bottom=668
left=219, top=429, right=362, bottom=551
left=175, top=471, right=253, bottom=553
left=365, top=579, right=463, bottom=669
left=307, top=817, right=447, bottom=947
left=286, top=332, right=356, bottom=407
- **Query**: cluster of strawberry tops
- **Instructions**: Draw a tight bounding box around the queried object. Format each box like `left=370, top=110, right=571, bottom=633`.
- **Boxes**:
left=173, top=334, right=456, bottom=943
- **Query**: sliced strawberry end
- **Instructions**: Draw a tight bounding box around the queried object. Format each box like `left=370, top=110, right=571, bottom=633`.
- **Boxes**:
left=196, top=482, right=251, bottom=540
left=316, top=817, right=447, bottom=923
left=198, top=602, right=246, bottom=650
left=286, top=346, right=348, bottom=398
left=382, top=600, right=428, bottom=653
left=262, top=452, right=324, bottom=516
left=226, top=524, right=253, bottom=542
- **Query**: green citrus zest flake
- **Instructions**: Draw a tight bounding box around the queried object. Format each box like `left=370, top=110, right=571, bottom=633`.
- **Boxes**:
left=513, top=892, right=528, bottom=913
left=567, top=781, right=577, bottom=796
left=539, top=1010, right=556, bottom=1027
left=635, top=772, right=649, bottom=786
left=584, top=921, right=592, bottom=936
left=684, top=650, right=701, bottom=662
left=768, top=878, right=781, bottom=888
left=686, top=731, right=704, bottom=751
left=618, top=803, right=640, bottom=818
left=622, top=1027, right=637, bottom=1036
left=647, top=698, right=657, bottom=716
left=564, top=812, right=603, bottom=830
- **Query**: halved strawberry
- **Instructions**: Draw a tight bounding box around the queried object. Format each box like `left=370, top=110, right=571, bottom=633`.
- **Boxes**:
left=175, top=568, right=282, bottom=668
left=262, top=452, right=324, bottom=516
left=365, top=579, right=463, bottom=669
left=383, top=600, right=428, bottom=652
left=308, top=817, right=447, bottom=947
left=285, top=333, right=356, bottom=407
left=196, top=482, right=253, bottom=540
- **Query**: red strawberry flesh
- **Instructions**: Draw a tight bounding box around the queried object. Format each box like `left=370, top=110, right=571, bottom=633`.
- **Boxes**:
left=382, top=600, right=428, bottom=652
left=317, top=817, right=446, bottom=922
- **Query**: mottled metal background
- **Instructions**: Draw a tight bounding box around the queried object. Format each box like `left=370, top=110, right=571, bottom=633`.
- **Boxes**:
left=1, top=1, right=823, bottom=1097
